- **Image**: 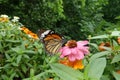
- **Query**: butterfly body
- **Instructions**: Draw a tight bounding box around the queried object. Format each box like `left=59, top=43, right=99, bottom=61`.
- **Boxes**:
left=38, top=29, right=65, bottom=55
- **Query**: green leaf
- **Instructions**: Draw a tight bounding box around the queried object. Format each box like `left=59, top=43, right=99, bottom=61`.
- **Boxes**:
left=115, top=16, right=120, bottom=19
left=88, top=58, right=106, bottom=80
left=50, top=63, right=83, bottom=80
left=5, top=40, right=21, bottom=43
left=1, top=75, right=9, bottom=80
left=38, top=49, right=42, bottom=54
left=10, top=72, right=16, bottom=79
left=113, top=40, right=119, bottom=46
left=23, top=54, right=30, bottom=59
left=12, top=62, right=18, bottom=67
left=21, top=64, right=27, bottom=73
left=89, top=43, right=99, bottom=50
left=23, top=70, right=53, bottom=80
left=16, top=55, right=22, bottom=64
left=3, top=64, right=11, bottom=69
left=88, top=35, right=109, bottom=39
left=90, top=51, right=111, bottom=62
left=111, top=31, right=120, bottom=36
left=5, top=53, right=11, bottom=60
left=11, top=47, right=23, bottom=54
left=111, top=53, right=120, bottom=63
left=112, top=71, right=120, bottom=80
left=84, top=51, right=111, bottom=79
left=100, top=75, right=110, bottom=80
left=30, top=68, right=34, bottom=77
left=23, top=50, right=36, bottom=54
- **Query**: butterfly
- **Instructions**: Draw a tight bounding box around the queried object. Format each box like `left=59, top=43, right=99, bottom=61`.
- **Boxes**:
left=37, top=29, right=66, bottom=55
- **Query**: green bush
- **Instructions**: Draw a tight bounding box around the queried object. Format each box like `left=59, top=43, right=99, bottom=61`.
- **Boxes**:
left=102, top=0, right=120, bottom=23
left=0, top=0, right=65, bottom=32
left=0, top=0, right=109, bottom=40
left=0, top=15, right=59, bottom=80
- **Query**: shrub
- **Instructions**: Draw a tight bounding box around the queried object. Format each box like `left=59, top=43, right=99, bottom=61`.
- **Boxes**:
left=0, top=15, right=58, bottom=80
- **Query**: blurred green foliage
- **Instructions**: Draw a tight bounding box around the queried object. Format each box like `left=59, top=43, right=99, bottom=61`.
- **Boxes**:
left=102, top=0, right=120, bottom=23
left=0, top=16, right=59, bottom=80
left=0, top=0, right=65, bottom=32
left=1, top=0, right=119, bottom=40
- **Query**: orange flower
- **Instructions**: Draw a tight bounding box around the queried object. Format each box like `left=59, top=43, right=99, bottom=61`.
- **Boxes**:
left=99, top=42, right=111, bottom=51
left=59, top=58, right=69, bottom=66
left=117, top=37, right=120, bottom=44
left=20, top=27, right=26, bottom=30
left=99, top=42, right=105, bottom=51
left=72, top=60, right=84, bottom=69
left=29, top=33, right=39, bottom=39
left=116, top=70, right=120, bottom=74
left=59, top=58, right=84, bottom=69
left=20, top=27, right=32, bottom=34
left=20, top=27, right=39, bottom=39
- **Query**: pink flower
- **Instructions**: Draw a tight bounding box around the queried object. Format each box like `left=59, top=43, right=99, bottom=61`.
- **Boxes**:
left=60, top=40, right=89, bottom=61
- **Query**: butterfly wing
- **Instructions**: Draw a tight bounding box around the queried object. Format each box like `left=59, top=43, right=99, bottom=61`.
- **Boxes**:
left=37, top=29, right=54, bottom=42
left=45, top=39, right=63, bottom=54
left=38, top=29, right=65, bottom=55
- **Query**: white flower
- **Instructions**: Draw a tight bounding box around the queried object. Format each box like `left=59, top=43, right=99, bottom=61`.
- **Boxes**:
left=0, top=14, right=8, bottom=18
left=12, top=16, right=20, bottom=22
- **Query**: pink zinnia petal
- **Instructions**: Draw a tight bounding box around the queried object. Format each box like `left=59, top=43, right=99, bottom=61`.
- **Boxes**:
left=71, top=48, right=78, bottom=54
left=60, top=47, right=71, bottom=58
left=77, top=41, right=89, bottom=47
left=77, top=40, right=89, bottom=55
left=78, top=40, right=89, bottom=45
left=83, top=48, right=89, bottom=54
left=68, top=54, right=76, bottom=61
left=76, top=51, right=84, bottom=60
left=78, top=47, right=89, bottom=55
left=59, top=40, right=89, bottom=61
